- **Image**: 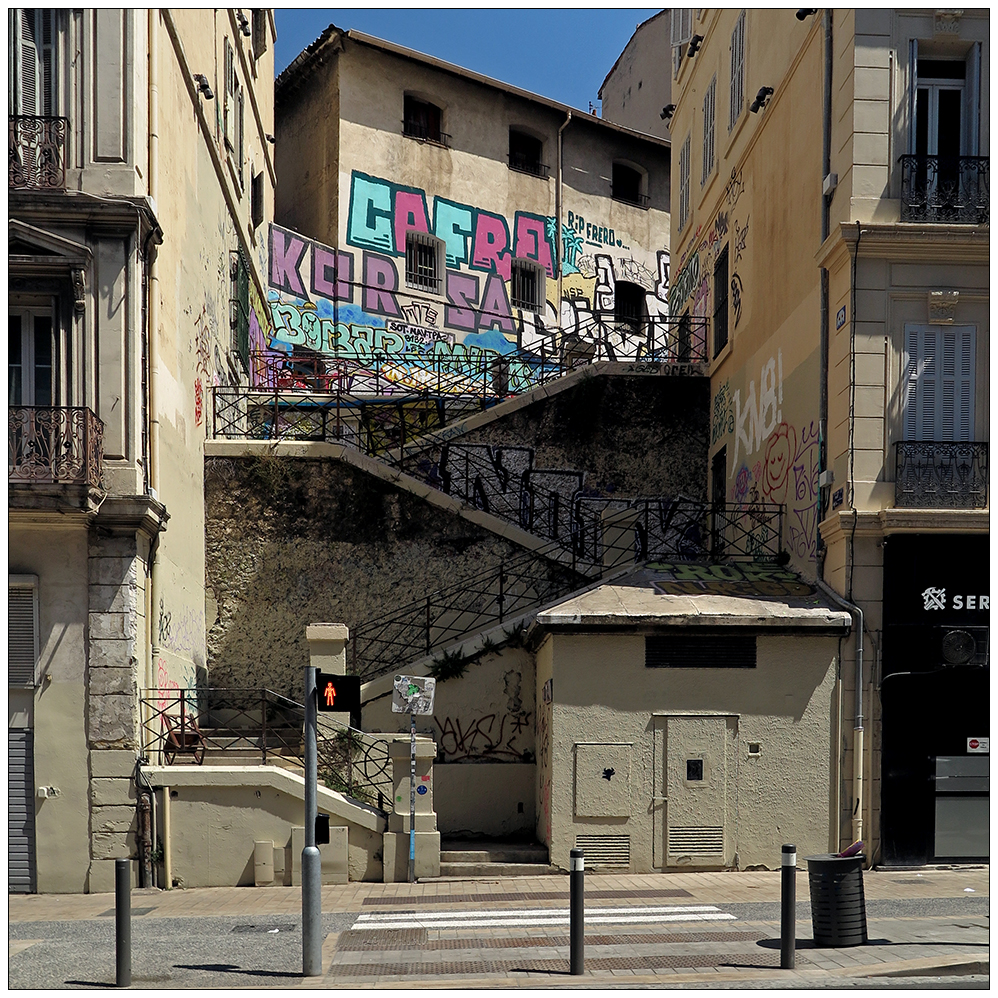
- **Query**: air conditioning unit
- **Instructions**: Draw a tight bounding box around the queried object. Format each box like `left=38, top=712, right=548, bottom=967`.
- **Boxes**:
left=937, top=627, right=989, bottom=668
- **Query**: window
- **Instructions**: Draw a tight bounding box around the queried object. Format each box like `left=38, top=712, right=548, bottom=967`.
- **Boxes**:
left=9, top=577, right=39, bottom=687
left=713, top=245, right=729, bottom=356
left=509, top=129, right=546, bottom=177
left=251, top=171, right=264, bottom=230
left=677, top=310, right=692, bottom=363
left=612, top=162, right=646, bottom=206
left=510, top=258, right=545, bottom=312
left=646, top=635, right=757, bottom=668
left=405, top=231, right=444, bottom=294
left=702, top=75, right=716, bottom=185
left=224, top=37, right=245, bottom=188
left=230, top=251, right=250, bottom=372
left=403, top=95, right=447, bottom=145
left=252, top=10, right=268, bottom=60
left=730, top=11, right=746, bottom=130
left=9, top=308, right=53, bottom=406
left=910, top=43, right=981, bottom=158
left=671, top=9, right=694, bottom=77
left=711, top=446, right=727, bottom=555
left=614, top=281, right=645, bottom=332
left=677, top=133, right=691, bottom=229
left=8, top=9, right=59, bottom=116
left=901, top=325, right=976, bottom=441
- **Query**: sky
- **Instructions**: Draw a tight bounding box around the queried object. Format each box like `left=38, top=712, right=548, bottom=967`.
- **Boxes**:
left=273, top=8, right=663, bottom=114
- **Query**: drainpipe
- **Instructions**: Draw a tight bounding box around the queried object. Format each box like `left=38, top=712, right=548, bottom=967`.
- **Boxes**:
left=818, top=10, right=833, bottom=545
left=555, top=112, right=572, bottom=326
left=815, top=579, right=864, bottom=850
left=162, top=786, right=173, bottom=889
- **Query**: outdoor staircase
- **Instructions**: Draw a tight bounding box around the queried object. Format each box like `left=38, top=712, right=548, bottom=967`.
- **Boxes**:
left=436, top=837, right=560, bottom=878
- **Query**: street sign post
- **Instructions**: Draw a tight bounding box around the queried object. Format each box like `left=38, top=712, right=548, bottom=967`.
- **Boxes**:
left=391, top=675, right=436, bottom=882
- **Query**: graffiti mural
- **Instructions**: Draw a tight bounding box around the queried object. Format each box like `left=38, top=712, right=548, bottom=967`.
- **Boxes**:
left=264, top=170, right=673, bottom=385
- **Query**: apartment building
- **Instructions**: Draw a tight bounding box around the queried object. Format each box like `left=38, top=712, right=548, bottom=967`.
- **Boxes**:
left=668, top=8, right=988, bottom=865
left=9, top=8, right=276, bottom=893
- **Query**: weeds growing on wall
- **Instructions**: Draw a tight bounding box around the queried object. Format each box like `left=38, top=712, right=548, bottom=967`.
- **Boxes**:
left=426, top=621, right=531, bottom=683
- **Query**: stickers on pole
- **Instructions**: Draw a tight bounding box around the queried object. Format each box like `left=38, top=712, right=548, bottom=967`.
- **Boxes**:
left=392, top=675, right=436, bottom=714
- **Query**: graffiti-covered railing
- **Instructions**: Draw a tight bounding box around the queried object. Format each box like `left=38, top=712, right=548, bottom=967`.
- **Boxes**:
left=9, top=115, right=69, bottom=190
left=348, top=498, right=785, bottom=682
left=899, top=154, right=989, bottom=224
left=139, top=688, right=393, bottom=809
left=9, top=406, right=104, bottom=489
left=894, top=441, right=988, bottom=509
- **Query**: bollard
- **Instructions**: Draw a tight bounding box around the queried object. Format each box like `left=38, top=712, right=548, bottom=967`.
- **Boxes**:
left=781, top=843, right=796, bottom=969
left=115, top=857, right=131, bottom=987
left=569, top=847, right=584, bottom=975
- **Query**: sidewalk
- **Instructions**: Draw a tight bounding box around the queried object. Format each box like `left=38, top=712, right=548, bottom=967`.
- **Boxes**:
left=9, top=867, right=989, bottom=989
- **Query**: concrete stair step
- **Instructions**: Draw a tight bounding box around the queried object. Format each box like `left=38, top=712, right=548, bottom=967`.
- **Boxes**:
left=437, top=861, right=561, bottom=878
left=440, top=847, right=549, bottom=864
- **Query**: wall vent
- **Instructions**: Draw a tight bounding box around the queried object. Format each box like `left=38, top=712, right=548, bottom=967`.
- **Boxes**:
left=574, top=834, right=630, bottom=868
left=646, top=635, right=756, bottom=669
left=668, top=826, right=724, bottom=856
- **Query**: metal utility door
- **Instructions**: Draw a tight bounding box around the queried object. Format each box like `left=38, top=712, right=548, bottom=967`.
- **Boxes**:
left=9, top=729, right=37, bottom=893
left=652, top=714, right=735, bottom=869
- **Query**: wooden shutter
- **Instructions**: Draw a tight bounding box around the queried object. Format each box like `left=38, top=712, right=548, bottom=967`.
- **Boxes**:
left=9, top=583, right=38, bottom=686
left=16, top=10, right=39, bottom=115
left=730, top=12, right=745, bottom=130
left=902, top=325, right=975, bottom=441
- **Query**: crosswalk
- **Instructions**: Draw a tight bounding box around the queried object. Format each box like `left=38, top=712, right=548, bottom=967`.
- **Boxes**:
left=353, top=903, right=737, bottom=931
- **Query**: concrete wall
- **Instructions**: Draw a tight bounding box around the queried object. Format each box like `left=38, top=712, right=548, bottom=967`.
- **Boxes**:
left=543, top=631, right=839, bottom=872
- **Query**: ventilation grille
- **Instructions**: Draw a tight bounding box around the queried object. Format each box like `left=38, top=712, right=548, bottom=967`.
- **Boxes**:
left=646, top=635, right=756, bottom=669
left=9, top=586, right=37, bottom=686
left=574, top=834, right=630, bottom=868
left=668, top=826, right=724, bottom=856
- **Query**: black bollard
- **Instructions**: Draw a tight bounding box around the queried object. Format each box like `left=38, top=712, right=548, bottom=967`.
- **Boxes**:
left=569, top=847, right=584, bottom=975
left=781, top=843, right=796, bottom=969
left=115, top=857, right=131, bottom=987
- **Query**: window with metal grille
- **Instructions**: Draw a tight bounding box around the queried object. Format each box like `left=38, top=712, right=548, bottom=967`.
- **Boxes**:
left=403, top=95, right=444, bottom=144
left=251, top=170, right=264, bottom=230
left=252, top=10, right=268, bottom=60
left=901, top=325, right=976, bottom=441
left=405, top=231, right=444, bottom=294
left=702, top=75, right=716, bottom=185
left=646, top=635, right=756, bottom=668
left=510, top=258, right=545, bottom=312
left=509, top=129, right=545, bottom=176
left=615, top=281, right=645, bottom=331
left=730, top=11, right=746, bottom=130
left=713, top=245, right=729, bottom=356
left=612, top=162, right=645, bottom=206
left=230, top=250, right=250, bottom=372
left=9, top=578, right=38, bottom=687
left=678, top=133, right=691, bottom=230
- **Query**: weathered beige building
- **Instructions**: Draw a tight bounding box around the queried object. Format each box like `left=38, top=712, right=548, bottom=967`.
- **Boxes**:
left=9, top=8, right=276, bottom=893
left=668, top=8, right=989, bottom=865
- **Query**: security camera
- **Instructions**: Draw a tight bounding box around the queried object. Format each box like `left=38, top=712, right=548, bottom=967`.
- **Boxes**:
left=660, top=104, right=676, bottom=122
left=796, top=9, right=818, bottom=20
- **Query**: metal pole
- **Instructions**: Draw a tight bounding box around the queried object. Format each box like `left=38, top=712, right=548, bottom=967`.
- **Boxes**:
left=781, top=843, right=797, bottom=970
left=115, top=857, right=131, bottom=987
left=408, top=712, right=417, bottom=883
left=570, top=847, right=584, bottom=975
left=302, top=665, right=322, bottom=977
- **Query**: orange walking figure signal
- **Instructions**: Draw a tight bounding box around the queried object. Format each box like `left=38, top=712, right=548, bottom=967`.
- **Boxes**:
left=323, top=681, right=336, bottom=708
left=315, top=673, right=361, bottom=713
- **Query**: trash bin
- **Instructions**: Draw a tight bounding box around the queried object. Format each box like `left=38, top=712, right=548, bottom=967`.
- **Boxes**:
left=804, top=854, right=868, bottom=946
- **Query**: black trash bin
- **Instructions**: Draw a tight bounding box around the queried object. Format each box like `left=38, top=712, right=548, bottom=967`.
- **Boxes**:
left=804, top=854, right=868, bottom=946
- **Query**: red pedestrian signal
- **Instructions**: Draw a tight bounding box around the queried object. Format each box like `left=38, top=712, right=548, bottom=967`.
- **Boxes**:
left=315, top=673, right=361, bottom=713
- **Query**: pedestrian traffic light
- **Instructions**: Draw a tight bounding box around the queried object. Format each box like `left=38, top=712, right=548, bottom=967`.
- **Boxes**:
left=316, top=673, right=361, bottom=713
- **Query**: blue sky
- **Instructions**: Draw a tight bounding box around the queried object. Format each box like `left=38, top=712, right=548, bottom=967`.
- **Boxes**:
left=274, top=9, right=662, bottom=113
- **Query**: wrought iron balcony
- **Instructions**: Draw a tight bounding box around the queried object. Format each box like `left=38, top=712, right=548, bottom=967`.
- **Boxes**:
left=9, top=115, right=69, bottom=190
left=895, top=441, right=988, bottom=509
left=898, top=154, right=989, bottom=224
left=508, top=152, right=550, bottom=178
left=9, top=406, right=104, bottom=489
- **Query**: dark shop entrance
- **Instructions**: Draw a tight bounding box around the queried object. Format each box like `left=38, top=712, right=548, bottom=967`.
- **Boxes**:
left=880, top=534, right=989, bottom=866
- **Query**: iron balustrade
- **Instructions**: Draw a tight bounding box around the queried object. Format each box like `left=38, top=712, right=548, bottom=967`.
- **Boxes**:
left=402, top=122, right=452, bottom=147
left=9, top=115, right=69, bottom=190
left=898, top=155, right=989, bottom=224
left=894, top=441, right=988, bottom=509
left=9, top=406, right=104, bottom=488
left=508, top=153, right=550, bottom=178
left=139, top=688, right=393, bottom=808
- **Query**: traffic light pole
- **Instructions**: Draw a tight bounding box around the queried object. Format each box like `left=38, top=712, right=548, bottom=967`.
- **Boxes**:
left=408, top=711, right=416, bottom=883
left=302, top=665, right=322, bottom=977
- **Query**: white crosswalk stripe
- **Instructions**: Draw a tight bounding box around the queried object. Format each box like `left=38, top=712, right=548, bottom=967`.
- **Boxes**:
left=354, top=904, right=737, bottom=930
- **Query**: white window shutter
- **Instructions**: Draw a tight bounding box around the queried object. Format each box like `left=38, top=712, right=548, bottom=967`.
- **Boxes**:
left=17, top=10, right=40, bottom=116
left=902, top=327, right=919, bottom=440
left=955, top=327, right=975, bottom=440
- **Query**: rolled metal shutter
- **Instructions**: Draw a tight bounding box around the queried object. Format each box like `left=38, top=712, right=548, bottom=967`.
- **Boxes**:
left=9, top=729, right=37, bottom=893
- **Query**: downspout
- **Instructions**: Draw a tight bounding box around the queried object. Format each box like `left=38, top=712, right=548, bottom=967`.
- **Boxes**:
left=816, top=579, right=864, bottom=850
left=818, top=10, right=833, bottom=564
left=555, top=112, right=572, bottom=327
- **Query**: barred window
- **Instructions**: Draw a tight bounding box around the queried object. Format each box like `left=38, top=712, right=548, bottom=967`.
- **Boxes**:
left=612, top=162, right=646, bottom=206
left=713, top=245, right=729, bottom=357
left=405, top=231, right=444, bottom=294
left=510, top=258, right=545, bottom=312
left=403, top=95, right=444, bottom=144
left=678, top=133, right=691, bottom=230
left=730, top=11, right=746, bottom=130
left=702, top=75, right=716, bottom=185
left=509, top=129, right=545, bottom=177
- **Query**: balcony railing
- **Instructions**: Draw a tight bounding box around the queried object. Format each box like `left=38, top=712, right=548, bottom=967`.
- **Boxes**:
left=508, top=153, right=550, bottom=178
left=9, top=115, right=69, bottom=190
left=9, top=406, right=104, bottom=489
left=898, top=154, right=989, bottom=224
left=895, top=441, right=988, bottom=509
left=402, top=121, right=452, bottom=148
